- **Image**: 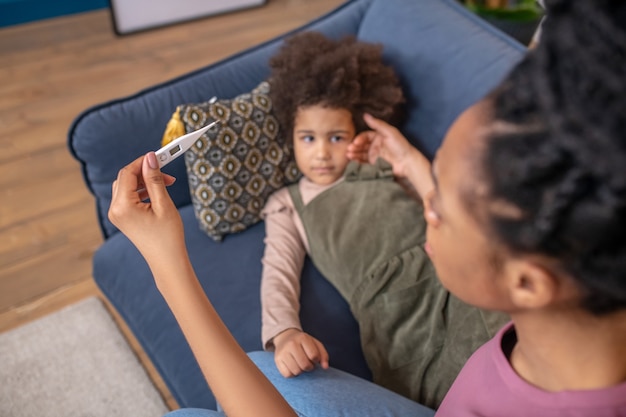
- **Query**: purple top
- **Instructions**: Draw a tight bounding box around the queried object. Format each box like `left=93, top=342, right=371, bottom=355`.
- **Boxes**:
left=436, top=323, right=626, bottom=416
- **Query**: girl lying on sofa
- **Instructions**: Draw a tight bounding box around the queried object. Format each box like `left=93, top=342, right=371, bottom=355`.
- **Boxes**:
left=107, top=0, right=626, bottom=415
left=259, top=31, right=507, bottom=410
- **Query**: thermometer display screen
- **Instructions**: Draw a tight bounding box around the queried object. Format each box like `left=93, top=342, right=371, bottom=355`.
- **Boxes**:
left=169, top=145, right=181, bottom=156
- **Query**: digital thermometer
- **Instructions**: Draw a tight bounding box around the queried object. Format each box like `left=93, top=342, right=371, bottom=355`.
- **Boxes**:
left=155, top=121, right=219, bottom=168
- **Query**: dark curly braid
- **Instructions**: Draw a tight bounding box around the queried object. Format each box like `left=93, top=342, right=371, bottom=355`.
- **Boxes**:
left=479, top=0, right=626, bottom=315
left=268, top=31, right=405, bottom=143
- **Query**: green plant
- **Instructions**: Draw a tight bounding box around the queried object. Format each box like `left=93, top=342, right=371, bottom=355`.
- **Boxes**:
left=462, top=0, right=543, bottom=22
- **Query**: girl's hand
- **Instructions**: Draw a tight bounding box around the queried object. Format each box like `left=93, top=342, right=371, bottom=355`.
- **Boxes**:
left=272, top=329, right=329, bottom=378
left=108, top=152, right=182, bottom=266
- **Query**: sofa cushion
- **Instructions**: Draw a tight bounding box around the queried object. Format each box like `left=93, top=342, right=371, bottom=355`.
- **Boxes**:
left=356, top=0, right=525, bottom=159
left=163, top=82, right=300, bottom=241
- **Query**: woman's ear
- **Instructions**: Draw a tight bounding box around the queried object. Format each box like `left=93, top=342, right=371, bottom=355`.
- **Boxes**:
left=505, top=259, right=559, bottom=310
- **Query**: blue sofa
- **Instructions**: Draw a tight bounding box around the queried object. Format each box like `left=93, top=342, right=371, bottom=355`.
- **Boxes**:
left=68, top=0, right=524, bottom=410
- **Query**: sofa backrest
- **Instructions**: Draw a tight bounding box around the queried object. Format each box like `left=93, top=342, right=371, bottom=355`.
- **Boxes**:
left=357, top=0, right=525, bottom=158
left=68, top=0, right=524, bottom=238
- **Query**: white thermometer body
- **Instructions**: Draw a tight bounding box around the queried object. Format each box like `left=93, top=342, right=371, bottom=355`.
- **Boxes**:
left=155, top=121, right=219, bottom=168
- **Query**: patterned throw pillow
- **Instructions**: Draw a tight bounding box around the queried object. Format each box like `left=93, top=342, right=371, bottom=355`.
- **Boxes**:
left=161, top=82, right=300, bottom=241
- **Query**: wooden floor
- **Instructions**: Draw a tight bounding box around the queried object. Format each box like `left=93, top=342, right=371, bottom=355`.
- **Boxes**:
left=0, top=0, right=343, bottom=410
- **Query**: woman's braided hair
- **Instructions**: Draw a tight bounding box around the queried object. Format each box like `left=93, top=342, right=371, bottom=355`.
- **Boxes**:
left=481, top=0, right=626, bottom=314
left=268, top=31, right=404, bottom=143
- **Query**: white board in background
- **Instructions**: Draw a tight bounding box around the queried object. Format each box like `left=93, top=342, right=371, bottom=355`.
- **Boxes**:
left=109, top=0, right=267, bottom=35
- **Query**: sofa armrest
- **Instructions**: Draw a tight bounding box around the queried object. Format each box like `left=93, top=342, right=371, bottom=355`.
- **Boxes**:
left=68, top=0, right=370, bottom=238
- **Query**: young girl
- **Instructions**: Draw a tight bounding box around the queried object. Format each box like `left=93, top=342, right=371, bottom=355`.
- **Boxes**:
left=259, top=31, right=507, bottom=410
left=108, top=0, right=626, bottom=415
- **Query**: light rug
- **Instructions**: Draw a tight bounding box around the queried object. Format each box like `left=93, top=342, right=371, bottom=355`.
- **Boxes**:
left=0, top=297, right=169, bottom=417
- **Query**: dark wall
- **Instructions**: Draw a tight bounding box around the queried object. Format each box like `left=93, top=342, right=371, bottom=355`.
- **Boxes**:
left=0, top=0, right=107, bottom=27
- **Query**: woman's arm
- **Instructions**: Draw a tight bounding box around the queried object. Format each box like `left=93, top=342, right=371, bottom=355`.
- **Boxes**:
left=109, top=152, right=297, bottom=417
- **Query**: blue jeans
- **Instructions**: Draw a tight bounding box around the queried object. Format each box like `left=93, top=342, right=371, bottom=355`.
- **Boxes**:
left=165, top=351, right=435, bottom=417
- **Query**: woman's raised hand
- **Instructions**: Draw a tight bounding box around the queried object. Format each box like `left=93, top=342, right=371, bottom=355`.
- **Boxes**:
left=348, top=113, right=419, bottom=179
left=348, top=114, right=433, bottom=199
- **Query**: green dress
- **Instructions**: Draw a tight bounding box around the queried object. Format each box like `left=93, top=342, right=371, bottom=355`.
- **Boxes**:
left=288, top=160, right=508, bottom=409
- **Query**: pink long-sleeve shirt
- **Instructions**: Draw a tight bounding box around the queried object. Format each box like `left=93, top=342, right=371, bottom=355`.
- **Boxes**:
left=260, top=176, right=343, bottom=349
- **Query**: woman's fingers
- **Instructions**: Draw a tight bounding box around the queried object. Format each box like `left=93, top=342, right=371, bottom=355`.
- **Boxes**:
left=163, top=173, right=176, bottom=187
left=132, top=156, right=176, bottom=201
left=140, top=152, right=170, bottom=209
left=348, top=131, right=375, bottom=162
left=109, top=156, right=144, bottom=222
left=362, top=113, right=396, bottom=134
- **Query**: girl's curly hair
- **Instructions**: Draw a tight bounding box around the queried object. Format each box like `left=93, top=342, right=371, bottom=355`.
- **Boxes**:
left=479, top=0, right=626, bottom=315
left=268, top=31, right=405, bottom=142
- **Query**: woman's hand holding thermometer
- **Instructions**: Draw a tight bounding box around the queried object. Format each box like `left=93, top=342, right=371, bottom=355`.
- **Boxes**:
left=133, top=121, right=219, bottom=199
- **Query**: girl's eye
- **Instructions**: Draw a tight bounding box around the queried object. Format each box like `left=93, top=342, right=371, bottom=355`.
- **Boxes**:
left=301, top=135, right=314, bottom=143
left=330, top=135, right=344, bottom=143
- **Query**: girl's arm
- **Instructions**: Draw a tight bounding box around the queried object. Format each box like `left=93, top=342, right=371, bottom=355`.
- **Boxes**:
left=261, top=189, right=330, bottom=376
left=348, top=114, right=433, bottom=201
left=109, top=153, right=297, bottom=417
left=260, top=190, right=307, bottom=349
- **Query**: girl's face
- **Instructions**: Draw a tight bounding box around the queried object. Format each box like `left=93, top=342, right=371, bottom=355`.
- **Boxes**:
left=424, top=101, right=516, bottom=312
left=292, top=105, right=355, bottom=185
